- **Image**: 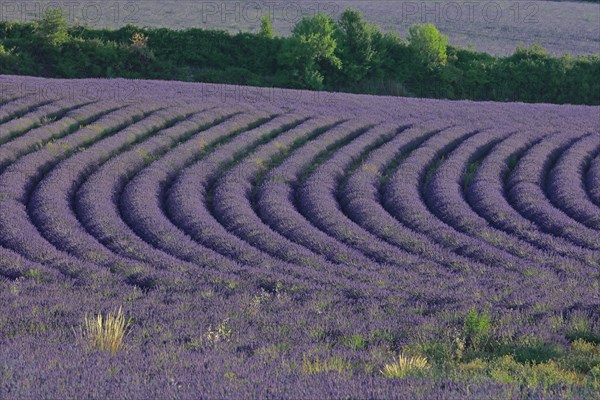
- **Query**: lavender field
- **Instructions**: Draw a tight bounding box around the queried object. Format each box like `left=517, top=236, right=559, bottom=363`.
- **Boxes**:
left=0, top=75, right=599, bottom=399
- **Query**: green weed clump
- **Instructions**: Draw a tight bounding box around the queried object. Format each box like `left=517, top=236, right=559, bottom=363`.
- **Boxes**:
left=464, top=308, right=492, bottom=349
left=302, top=354, right=351, bottom=375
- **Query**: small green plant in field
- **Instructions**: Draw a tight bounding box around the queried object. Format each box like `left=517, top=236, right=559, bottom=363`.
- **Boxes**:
left=572, top=338, right=596, bottom=354
left=24, top=268, right=43, bottom=284
left=342, top=334, right=367, bottom=351
left=463, top=161, right=480, bottom=191
left=9, top=278, right=23, bottom=296
left=567, top=316, right=600, bottom=344
left=490, top=355, right=581, bottom=387
left=80, top=306, right=131, bottom=354
left=464, top=308, right=492, bottom=349
left=381, top=353, right=429, bottom=378
left=302, top=354, right=351, bottom=375
left=589, top=365, right=600, bottom=388
left=205, top=318, right=232, bottom=344
left=565, top=339, right=600, bottom=374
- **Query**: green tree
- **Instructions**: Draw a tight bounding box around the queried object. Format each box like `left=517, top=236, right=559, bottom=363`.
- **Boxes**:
left=371, top=31, right=409, bottom=78
left=292, top=13, right=340, bottom=68
left=408, top=23, right=448, bottom=67
left=334, top=8, right=377, bottom=83
left=259, top=15, right=273, bottom=39
left=278, top=13, right=340, bottom=89
left=35, top=8, right=69, bottom=46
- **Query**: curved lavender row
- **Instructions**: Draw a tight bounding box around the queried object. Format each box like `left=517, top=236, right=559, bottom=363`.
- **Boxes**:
left=166, top=116, right=462, bottom=296
left=82, top=112, right=345, bottom=294
left=382, top=126, right=534, bottom=270
left=167, top=116, right=379, bottom=272
left=295, top=123, right=443, bottom=269
left=77, top=111, right=256, bottom=271
left=338, top=121, right=497, bottom=271
left=256, top=120, right=396, bottom=268
left=588, top=154, right=600, bottom=206
left=0, top=101, right=120, bottom=171
left=122, top=114, right=393, bottom=295
left=424, top=128, right=588, bottom=273
left=0, top=101, right=128, bottom=282
left=114, top=112, right=269, bottom=266
left=0, top=246, right=62, bottom=282
left=335, top=122, right=582, bottom=304
left=28, top=105, right=213, bottom=287
left=0, top=95, right=55, bottom=124
left=506, top=131, right=600, bottom=250
left=75, top=112, right=276, bottom=286
left=163, top=115, right=404, bottom=294
left=467, top=130, right=600, bottom=266
left=166, top=114, right=307, bottom=263
left=547, top=134, right=600, bottom=229
left=0, top=98, right=92, bottom=145
left=210, top=119, right=391, bottom=269
left=0, top=103, right=158, bottom=285
left=207, top=118, right=420, bottom=288
left=0, top=93, right=27, bottom=107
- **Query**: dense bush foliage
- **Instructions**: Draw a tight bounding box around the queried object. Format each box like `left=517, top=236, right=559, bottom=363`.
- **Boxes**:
left=0, top=9, right=598, bottom=102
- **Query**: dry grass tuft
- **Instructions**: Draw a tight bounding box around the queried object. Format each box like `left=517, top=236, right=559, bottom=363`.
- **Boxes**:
left=81, top=306, right=130, bottom=354
left=381, top=353, right=429, bottom=378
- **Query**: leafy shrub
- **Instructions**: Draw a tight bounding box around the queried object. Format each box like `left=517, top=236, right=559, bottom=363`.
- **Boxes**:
left=567, top=315, right=600, bottom=344
left=589, top=365, right=600, bottom=389
left=562, top=339, right=600, bottom=373
left=464, top=308, right=492, bottom=349
left=0, top=43, right=16, bottom=71
left=126, top=32, right=155, bottom=68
